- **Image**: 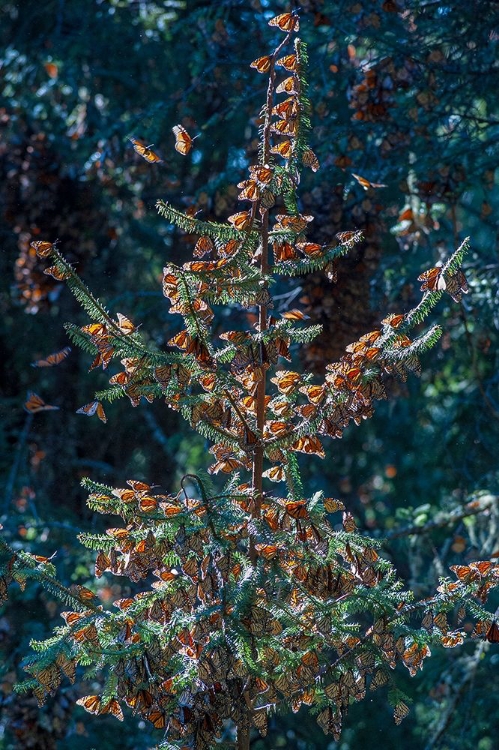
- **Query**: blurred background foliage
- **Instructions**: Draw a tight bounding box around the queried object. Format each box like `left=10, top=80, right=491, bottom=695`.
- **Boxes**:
left=1, top=0, right=498, bottom=747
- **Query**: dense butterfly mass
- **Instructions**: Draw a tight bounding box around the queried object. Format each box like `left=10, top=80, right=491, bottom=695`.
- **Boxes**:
left=15, top=11, right=492, bottom=750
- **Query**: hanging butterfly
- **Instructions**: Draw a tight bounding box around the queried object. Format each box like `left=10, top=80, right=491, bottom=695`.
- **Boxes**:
left=116, top=313, right=137, bottom=335
left=193, top=235, right=214, bottom=258
left=172, top=124, right=196, bottom=155
left=227, top=211, right=252, bottom=231
left=250, top=55, right=272, bottom=74
left=29, top=239, right=58, bottom=258
left=31, top=346, right=71, bottom=368
left=486, top=621, right=499, bottom=643
left=44, top=265, right=71, bottom=280
left=269, top=140, right=294, bottom=159
left=302, top=148, right=320, bottom=172
left=418, top=266, right=447, bottom=293
left=128, top=136, right=163, bottom=164
left=24, top=391, right=59, bottom=413
left=276, top=54, right=298, bottom=71
left=76, top=400, right=107, bottom=423
left=275, top=76, right=299, bottom=95
left=352, top=172, right=387, bottom=190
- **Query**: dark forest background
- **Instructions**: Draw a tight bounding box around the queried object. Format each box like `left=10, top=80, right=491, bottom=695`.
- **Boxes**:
left=1, top=1, right=498, bottom=748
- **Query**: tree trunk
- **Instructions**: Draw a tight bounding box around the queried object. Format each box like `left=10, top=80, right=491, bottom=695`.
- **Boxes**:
left=237, top=723, right=251, bottom=750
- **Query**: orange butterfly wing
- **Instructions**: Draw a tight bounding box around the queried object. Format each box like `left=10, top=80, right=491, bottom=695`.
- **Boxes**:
left=172, top=124, right=193, bottom=155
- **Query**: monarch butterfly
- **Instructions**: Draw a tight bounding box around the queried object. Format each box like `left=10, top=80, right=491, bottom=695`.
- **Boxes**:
left=275, top=75, right=299, bottom=95
left=393, top=701, right=410, bottom=725
left=76, top=400, right=107, bottom=423
left=31, top=346, right=71, bottom=368
left=296, top=242, right=323, bottom=257
left=291, top=435, right=325, bottom=457
left=249, top=164, right=274, bottom=185
left=262, top=466, right=285, bottom=482
left=218, top=238, right=241, bottom=257
left=272, top=241, right=299, bottom=261
left=81, top=322, right=108, bottom=339
left=268, top=12, right=300, bottom=32
left=172, top=124, right=195, bottom=155
left=269, top=140, right=294, bottom=159
left=418, top=266, right=447, bottom=293
left=44, top=265, right=70, bottom=280
left=250, top=55, right=272, bottom=74
left=273, top=97, right=298, bottom=118
left=381, top=313, right=405, bottom=328
left=285, top=500, right=309, bottom=519
left=300, top=384, right=325, bottom=404
left=276, top=54, right=297, bottom=71
left=29, top=239, right=57, bottom=258
left=24, top=391, right=59, bottom=413
left=281, top=308, right=308, bottom=320
left=302, top=147, right=320, bottom=172
left=445, top=268, right=469, bottom=302
left=128, top=136, right=163, bottom=163
left=116, top=313, right=136, bottom=334
left=270, top=372, right=299, bottom=397
left=486, top=621, right=499, bottom=643
left=369, top=669, right=389, bottom=691
left=323, top=497, right=345, bottom=513
left=352, top=172, right=387, bottom=190
left=336, top=230, right=362, bottom=244
left=227, top=211, right=252, bottom=231
left=147, top=711, right=166, bottom=729
left=275, top=213, right=313, bottom=232
left=193, top=235, right=214, bottom=257
left=237, top=179, right=260, bottom=202
left=271, top=118, right=297, bottom=136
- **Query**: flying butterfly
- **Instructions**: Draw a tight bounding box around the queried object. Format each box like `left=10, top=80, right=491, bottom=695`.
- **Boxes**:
left=268, top=11, right=300, bottom=32
left=24, top=391, right=59, bottom=413
left=76, top=400, right=107, bottom=423
left=172, top=124, right=196, bottom=155
left=352, top=172, right=387, bottom=190
left=31, top=346, right=71, bottom=368
left=128, top=136, right=163, bottom=164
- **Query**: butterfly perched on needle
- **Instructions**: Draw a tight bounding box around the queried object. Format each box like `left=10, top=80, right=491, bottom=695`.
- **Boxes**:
left=172, top=124, right=196, bottom=155
left=24, top=391, right=59, bottom=413
left=128, top=137, right=163, bottom=163
left=352, top=173, right=387, bottom=190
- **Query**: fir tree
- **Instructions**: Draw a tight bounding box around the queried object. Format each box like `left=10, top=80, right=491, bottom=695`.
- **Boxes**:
left=2, top=11, right=498, bottom=750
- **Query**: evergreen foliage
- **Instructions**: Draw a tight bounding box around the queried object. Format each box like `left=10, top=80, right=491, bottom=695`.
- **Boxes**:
left=1, top=5, right=498, bottom=750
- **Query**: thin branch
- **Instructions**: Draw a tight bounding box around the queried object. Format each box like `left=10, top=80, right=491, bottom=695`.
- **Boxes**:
left=385, top=495, right=497, bottom=540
